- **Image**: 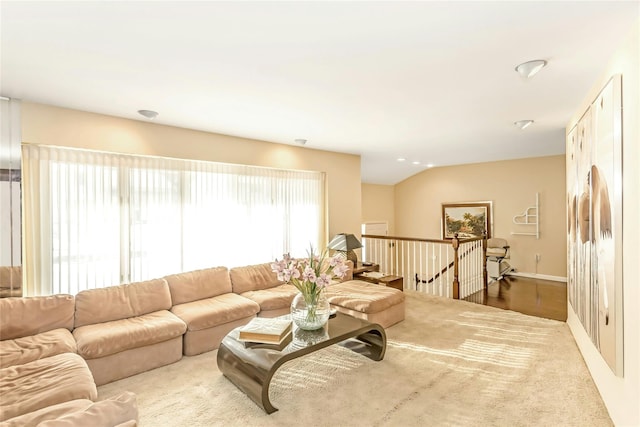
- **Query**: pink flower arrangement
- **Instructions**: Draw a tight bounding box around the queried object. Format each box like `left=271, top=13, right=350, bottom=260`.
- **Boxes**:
left=271, top=247, right=349, bottom=302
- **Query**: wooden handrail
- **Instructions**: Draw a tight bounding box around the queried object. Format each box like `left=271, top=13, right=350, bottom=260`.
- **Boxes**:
left=362, top=234, right=483, bottom=245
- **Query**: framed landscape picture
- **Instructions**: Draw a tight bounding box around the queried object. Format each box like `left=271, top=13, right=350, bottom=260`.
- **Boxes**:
left=442, top=202, right=492, bottom=239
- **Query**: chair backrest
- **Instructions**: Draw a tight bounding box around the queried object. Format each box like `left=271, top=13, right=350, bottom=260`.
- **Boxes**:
left=486, top=238, right=509, bottom=258
left=487, top=238, right=508, bottom=249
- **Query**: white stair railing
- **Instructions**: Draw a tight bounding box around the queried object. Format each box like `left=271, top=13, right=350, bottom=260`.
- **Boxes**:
left=457, top=239, right=486, bottom=298
left=361, top=234, right=487, bottom=299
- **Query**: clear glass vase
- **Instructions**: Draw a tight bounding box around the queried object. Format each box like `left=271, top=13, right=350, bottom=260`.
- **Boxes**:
left=290, top=291, right=330, bottom=330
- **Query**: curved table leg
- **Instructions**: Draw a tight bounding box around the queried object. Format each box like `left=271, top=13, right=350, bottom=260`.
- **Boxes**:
left=217, top=340, right=279, bottom=413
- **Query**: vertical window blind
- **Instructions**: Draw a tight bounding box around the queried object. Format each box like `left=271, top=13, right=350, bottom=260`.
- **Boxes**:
left=22, top=144, right=325, bottom=296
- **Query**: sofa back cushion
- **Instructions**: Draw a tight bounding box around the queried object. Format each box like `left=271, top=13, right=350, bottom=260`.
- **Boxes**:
left=74, top=278, right=171, bottom=328
left=0, top=295, right=75, bottom=340
left=229, top=263, right=284, bottom=294
left=165, top=267, right=231, bottom=305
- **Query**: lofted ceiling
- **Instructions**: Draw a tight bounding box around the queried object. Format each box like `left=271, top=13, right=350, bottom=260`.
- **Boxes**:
left=1, top=1, right=637, bottom=184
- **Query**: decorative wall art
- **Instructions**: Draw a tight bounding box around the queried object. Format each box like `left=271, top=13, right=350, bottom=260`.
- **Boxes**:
left=441, top=202, right=492, bottom=239
left=566, top=75, right=623, bottom=376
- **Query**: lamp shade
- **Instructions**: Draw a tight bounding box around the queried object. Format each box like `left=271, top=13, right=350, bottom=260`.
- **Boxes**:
left=327, top=233, right=363, bottom=265
left=327, top=233, right=362, bottom=251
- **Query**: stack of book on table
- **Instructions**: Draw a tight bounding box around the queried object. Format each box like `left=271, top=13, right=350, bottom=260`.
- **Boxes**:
left=238, top=317, right=292, bottom=349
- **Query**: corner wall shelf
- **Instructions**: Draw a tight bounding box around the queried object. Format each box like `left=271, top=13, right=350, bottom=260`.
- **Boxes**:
left=511, top=192, right=540, bottom=239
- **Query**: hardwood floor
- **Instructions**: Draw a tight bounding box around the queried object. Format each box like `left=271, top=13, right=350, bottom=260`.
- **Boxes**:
left=463, top=275, right=567, bottom=321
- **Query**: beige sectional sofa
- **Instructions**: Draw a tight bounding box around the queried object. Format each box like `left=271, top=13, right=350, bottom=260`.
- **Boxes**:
left=0, top=295, right=138, bottom=425
left=0, top=261, right=404, bottom=425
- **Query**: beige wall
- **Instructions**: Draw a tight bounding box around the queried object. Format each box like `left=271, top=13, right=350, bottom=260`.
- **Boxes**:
left=20, top=102, right=362, bottom=246
left=566, top=19, right=639, bottom=426
left=393, top=155, right=567, bottom=278
left=361, top=184, right=395, bottom=235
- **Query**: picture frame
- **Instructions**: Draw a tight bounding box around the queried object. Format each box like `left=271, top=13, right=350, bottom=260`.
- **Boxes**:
left=441, top=202, right=492, bottom=239
left=566, top=75, right=623, bottom=375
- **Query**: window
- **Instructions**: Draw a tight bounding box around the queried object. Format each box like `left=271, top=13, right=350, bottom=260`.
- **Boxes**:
left=22, top=145, right=325, bottom=296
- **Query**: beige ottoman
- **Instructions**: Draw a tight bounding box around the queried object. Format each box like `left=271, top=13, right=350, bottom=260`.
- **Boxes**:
left=324, top=280, right=405, bottom=328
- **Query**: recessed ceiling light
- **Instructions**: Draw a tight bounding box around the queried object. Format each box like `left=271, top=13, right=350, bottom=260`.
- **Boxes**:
left=294, top=138, right=307, bottom=145
left=514, top=120, right=534, bottom=130
left=515, top=60, right=547, bottom=78
left=397, top=158, right=406, bottom=162
left=412, top=161, right=421, bottom=165
left=426, top=163, right=434, bottom=168
left=138, top=110, right=158, bottom=120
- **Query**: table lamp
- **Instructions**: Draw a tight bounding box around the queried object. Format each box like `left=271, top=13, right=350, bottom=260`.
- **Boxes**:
left=327, top=233, right=363, bottom=265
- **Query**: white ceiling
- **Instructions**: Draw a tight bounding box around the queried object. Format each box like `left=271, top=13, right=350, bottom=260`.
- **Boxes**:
left=1, top=1, right=638, bottom=184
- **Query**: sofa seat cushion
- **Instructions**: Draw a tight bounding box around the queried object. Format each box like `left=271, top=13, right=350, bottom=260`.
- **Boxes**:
left=0, top=328, right=76, bottom=368
left=73, top=310, right=186, bottom=359
left=324, top=280, right=405, bottom=314
left=0, top=353, right=97, bottom=422
left=171, top=293, right=260, bottom=332
left=240, top=284, right=299, bottom=311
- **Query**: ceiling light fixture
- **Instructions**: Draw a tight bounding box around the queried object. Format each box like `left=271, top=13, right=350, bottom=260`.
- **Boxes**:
left=412, top=161, right=421, bottom=165
left=138, top=110, right=158, bottom=120
left=294, top=138, right=307, bottom=145
left=397, top=158, right=406, bottom=162
left=426, top=163, right=434, bottom=168
left=515, top=60, right=547, bottom=78
left=514, top=120, right=534, bottom=130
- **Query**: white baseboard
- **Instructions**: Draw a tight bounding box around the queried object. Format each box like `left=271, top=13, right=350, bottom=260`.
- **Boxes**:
left=508, top=271, right=567, bottom=283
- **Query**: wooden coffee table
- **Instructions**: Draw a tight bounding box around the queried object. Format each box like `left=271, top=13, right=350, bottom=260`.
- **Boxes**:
left=216, top=312, right=386, bottom=414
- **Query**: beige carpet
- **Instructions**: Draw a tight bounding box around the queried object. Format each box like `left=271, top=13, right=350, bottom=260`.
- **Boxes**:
left=98, top=291, right=611, bottom=426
